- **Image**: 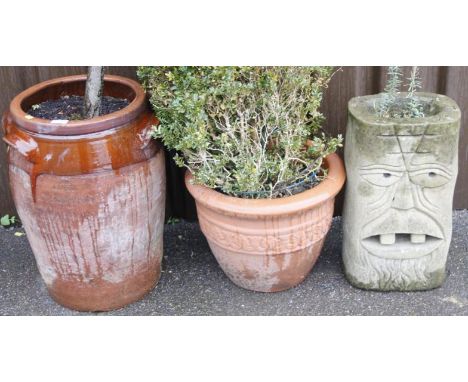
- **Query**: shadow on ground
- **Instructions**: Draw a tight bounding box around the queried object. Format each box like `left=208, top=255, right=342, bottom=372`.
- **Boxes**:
left=1, top=211, right=467, bottom=315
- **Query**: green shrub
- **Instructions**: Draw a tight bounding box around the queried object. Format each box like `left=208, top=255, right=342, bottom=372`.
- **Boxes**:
left=138, top=66, right=342, bottom=198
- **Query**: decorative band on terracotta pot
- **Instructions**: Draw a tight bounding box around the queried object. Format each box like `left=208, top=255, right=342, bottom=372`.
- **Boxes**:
left=2, top=75, right=166, bottom=311
left=342, top=92, right=461, bottom=291
left=185, top=153, right=345, bottom=292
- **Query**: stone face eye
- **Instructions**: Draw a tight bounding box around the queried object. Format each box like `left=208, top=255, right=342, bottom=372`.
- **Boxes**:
left=361, top=171, right=401, bottom=187
left=409, top=169, right=451, bottom=188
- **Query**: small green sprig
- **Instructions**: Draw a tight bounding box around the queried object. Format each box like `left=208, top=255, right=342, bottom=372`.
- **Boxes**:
left=1, top=214, right=16, bottom=227
left=377, top=66, right=425, bottom=118
left=406, top=66, right=424, bottom=117
left=378, top=66, right=402, bottom=117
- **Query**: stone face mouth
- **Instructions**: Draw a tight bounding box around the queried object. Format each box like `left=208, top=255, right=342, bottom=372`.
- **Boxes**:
left=361, top=233, right=443, bottom=259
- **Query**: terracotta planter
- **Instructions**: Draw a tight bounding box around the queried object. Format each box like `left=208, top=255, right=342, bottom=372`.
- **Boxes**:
left=185, top=153, right=345, bottom=292
left=2, top=75, right=166, bottom=311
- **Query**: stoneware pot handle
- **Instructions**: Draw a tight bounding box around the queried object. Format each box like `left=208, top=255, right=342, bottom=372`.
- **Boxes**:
left=2, top=112, right=39, bottom=161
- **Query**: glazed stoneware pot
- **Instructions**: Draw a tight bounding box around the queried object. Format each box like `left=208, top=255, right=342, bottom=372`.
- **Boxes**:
left=2, top=75, right=166, bottom=311
left=342, top=93, right=461, bottom=291
left=185, top=153, right=345, bottom=292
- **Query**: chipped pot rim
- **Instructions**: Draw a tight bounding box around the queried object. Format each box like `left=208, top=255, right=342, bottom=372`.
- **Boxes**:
left=185, top=153, right=346, bottom=217
left=9, top=74, right=147, bottom=136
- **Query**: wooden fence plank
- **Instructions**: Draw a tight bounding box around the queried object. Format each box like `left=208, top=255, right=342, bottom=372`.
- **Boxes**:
left=444, top=66, right=468, bottom=210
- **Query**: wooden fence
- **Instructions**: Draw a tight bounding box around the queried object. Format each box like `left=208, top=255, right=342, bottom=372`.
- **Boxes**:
left=0, top=66, right=467, bottom=220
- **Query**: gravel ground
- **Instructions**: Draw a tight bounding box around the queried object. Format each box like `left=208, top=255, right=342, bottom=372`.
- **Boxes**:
left=0, top=211, right=467, bottom=316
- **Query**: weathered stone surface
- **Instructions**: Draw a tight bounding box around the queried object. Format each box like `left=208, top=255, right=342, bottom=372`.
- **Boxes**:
left=342, top=93, right=461, bottom=291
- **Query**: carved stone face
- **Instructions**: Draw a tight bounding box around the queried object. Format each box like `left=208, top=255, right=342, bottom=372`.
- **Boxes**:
left=342, top=93, right=460, bottom=291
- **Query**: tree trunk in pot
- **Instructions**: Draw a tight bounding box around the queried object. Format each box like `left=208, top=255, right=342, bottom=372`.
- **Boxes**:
left=84, top=66, right=104, bottom=118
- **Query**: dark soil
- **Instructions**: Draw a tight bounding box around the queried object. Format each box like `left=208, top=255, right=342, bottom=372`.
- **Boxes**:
left=27, top=95, right=129, bottom=120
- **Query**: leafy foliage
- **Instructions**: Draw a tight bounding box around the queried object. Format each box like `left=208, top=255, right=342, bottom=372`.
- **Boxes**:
left=406, top=66, right=424, bottom=117
left=1, top=214, right=16, bottom=227
left=377, top=66, right=426, bottom=118
left=378, top=66, right=402, bottom=116
left=138, top=66, right=342, bottom=199
left=166, top=217, right=180, bottom=225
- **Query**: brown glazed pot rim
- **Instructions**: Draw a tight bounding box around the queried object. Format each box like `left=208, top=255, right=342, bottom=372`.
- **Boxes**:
left=185, top=153, right=345, bottom=217
left=9, top=74, right=146, bottom=136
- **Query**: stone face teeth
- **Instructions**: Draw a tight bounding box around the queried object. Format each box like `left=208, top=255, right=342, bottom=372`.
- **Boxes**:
left=380, top=234, right=396, bottom=245
left=411, top=234, right=426, bottom=244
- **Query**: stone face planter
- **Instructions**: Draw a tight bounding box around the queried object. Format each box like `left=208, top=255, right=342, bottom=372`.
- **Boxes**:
left=185, top=153, right=345, bottom=292
left=2, top=75, right=166, bottom=311
left=342, top=93, right=461, bottom=291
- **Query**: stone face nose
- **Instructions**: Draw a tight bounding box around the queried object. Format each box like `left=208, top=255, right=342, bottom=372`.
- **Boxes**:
left=391, top=173, right=415, bottom=210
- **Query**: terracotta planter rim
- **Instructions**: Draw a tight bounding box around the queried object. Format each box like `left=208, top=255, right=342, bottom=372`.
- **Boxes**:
left=185, top=153, right=345, bottom=217
left=348, top=92, right=461, bottom=126
left=9, top=74, right=147, bottom=136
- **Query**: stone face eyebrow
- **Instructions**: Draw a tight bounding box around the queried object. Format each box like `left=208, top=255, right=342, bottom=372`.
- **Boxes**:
left=406, top=162, right=452, bottom=173
left=359, top=155, right=405, bottom=169
left=360, top=163, right=405, bottom=171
